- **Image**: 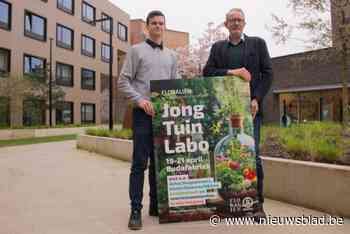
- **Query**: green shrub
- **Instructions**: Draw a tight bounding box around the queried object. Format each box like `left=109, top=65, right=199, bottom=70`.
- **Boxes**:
left=261, top=122, right=346, bottom=164
left=110, top=128, right=132, bottom=139
left=85, top=128, right=132, bottom=139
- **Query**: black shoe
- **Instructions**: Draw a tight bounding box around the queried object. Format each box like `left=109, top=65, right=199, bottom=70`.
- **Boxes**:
left=128, top=210, right=142, bottom=230
left=149, top=204, right=159, bottom=217
left=253, top=202, right=266, bottom=223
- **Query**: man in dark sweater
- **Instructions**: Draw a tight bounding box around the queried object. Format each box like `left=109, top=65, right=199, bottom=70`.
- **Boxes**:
left=203, top=8, right=273, bottom=221
left=118, top=11, right=177, bottom=230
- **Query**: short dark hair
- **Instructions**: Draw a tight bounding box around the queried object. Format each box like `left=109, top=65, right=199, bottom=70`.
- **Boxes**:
left=146, top=10, right=165, bottom=25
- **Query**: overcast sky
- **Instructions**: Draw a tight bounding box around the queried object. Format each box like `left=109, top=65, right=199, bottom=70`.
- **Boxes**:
left=109, top=0, right=329, bottom=58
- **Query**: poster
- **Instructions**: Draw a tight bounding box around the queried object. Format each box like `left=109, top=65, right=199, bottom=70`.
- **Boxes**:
left=151, top=76, right=258, bottom=223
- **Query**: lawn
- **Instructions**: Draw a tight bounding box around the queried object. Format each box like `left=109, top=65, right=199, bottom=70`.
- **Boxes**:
left=0, top=134, right=77, bottom=148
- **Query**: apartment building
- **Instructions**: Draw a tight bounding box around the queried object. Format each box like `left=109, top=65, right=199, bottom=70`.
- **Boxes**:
left=0, top=0, right=130, bottom=127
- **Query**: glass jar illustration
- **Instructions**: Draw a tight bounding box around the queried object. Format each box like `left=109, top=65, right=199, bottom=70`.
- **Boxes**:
left=213, top=114, right=257, bottom=200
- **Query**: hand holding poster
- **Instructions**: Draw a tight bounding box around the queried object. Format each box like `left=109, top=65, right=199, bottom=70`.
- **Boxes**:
left=151, top=76, right=258, bottom=223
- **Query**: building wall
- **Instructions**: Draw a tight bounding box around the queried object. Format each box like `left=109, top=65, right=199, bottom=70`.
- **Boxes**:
left=262, top=1, right=350, bottom=124
left=265, top=48, right=350, bottom=123
left=130, top=19, right=189, bottom=49
left=0, top=0, right=130, bottom=126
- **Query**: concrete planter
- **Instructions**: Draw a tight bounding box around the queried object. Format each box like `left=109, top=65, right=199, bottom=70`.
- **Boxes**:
left=262, top=156, right=350, bottom=218
left=0, top=127, right=89, bottom=140
left=76, top=137, right=350, bottom=218
left=76, top=134, right=132, bottom=162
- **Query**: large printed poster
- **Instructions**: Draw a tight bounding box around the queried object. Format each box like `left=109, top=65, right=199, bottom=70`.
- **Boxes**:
left=151, top=76, right=258, bottom=223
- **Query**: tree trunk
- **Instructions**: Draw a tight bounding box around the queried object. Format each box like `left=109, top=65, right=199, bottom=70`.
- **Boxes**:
left=341, top=42, right=349, bottom=125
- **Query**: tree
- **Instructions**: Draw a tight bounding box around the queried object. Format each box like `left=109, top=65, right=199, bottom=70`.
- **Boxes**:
left=175, top=22, right=227, bottom=78
left=0, top=68, right=65, bottom=127
left=268, top=0, right=350, bottom=125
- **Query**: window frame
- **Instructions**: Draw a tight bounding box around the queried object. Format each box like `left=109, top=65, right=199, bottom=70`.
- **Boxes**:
left=23, top=53, right=46, bottom=77
left=81, top=102, right=95, bottom=124
left=22, top=98, right=46, bottom=126
left=24, top=10, right=47, bottom=42
left=101, top=12, right=111, bottom=33
left=57, top=0, right=74, bottom=15
left=0, top=96, right=10, bottom=127
left=101, top=42, right=111, bottom=63
left=56, top=62, right=74, bottom=87
left=117, top=22, right=128, bottom=42
left=81, top=34, right=95, bottom=58
left=56, top=23, right=74, bottom=50
left=0, top=47, right=10, bottom=77
left=81, top=68, right=95, bottom=90
left=0, top=0, right=11, bottom=31
left=56, top=101, right=74, bottom=125
left=81, top=1, right=95, bottom=25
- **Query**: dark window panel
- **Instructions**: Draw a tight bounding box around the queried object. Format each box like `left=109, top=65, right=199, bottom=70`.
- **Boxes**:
left=101, top=43, right=111, bottom=63
left=56, top=62, right=73, bottom=87
left=56, top=101, right=74, bottom=124
left=81, top=103, right=95, bottom=124
left=23, top=54, right=46, bottom=77
left=117, top=22, right=128, bottom=42
left=82, top=1, right=95, bottom=25
left=81, top=68, right=95, bottom=90
left=56, top=24, right=74, bottom=50
left=24, top=11, right=47, bottom=41
left=0, top=0, right=11, bottom=30
left=81, top=34, right=95, bottom=57
left=0, top=48, right=10, bottom=76
left=57, top=0, right=74, bottom=15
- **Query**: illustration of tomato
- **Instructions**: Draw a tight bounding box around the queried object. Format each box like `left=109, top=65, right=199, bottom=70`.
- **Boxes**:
left=243, top=168, right=256, bottom=180
left=229, top=161, right=240, bottom=170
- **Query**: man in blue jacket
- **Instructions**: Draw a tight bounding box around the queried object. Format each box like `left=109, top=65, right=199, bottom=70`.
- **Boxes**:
left=203, top=8, right=273, bottom=221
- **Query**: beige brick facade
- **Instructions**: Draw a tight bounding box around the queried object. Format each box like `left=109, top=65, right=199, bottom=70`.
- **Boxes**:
left=0, top=0, right=130, bottom=126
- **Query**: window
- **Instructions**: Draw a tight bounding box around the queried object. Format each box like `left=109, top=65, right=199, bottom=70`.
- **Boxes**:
left=81, top=68, right=95, bottom=90
left=57, top=0, right=74, bottom=14
left=56, top=62, right=73, bottom=87
left=117, top=22, right=128, bottom=41
left=0, top=0, right=11, bottom=30
left=56, top=24, right=74, bottom=50
left=101, top=43, right=111, bottom=63
left=101, top=13, right=111, bottom=33
left=81, top=34, right=95, bottom=57
left=0, top=48, right=10, bottom=76
left=24, top=54, right=46, bottom=76
left=23, top=98, right=46, bottom=126
left=56, top=101, right=74, bottom=124
left=82, top=1, right=95, bottom=25
left=81, top=103, right=95, bottom=124
left=0, top=97, right=10, bottom=127
left=24, top=11, right=47, bottom=41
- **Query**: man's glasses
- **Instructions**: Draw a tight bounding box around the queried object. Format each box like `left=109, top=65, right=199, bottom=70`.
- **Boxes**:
left=227, top=18, right=244, bottom=24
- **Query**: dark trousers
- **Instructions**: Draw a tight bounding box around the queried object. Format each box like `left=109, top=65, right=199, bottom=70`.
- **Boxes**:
left=129, top=108, right=157, bottom=211
left=254, top=115, right=264, bottom=203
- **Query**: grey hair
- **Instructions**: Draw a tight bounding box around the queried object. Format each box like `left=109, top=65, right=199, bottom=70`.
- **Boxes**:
left=226, top=8, right=245, bottom=21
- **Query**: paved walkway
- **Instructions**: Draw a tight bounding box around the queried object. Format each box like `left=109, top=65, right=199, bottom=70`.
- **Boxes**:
left=0, top=141, right=349, bottom=234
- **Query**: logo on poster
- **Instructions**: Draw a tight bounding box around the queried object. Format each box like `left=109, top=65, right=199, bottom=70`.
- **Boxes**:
left=242, top=197, right=254, bottom=211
